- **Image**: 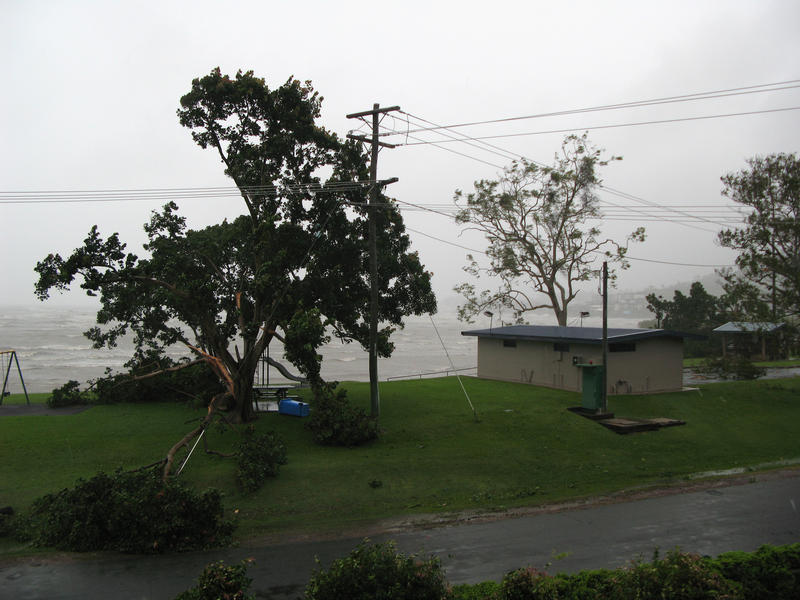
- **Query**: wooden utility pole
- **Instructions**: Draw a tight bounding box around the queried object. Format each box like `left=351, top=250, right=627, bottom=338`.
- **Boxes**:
left=601, top=261, right=608, bottom=413
left=346, top=103, right=400, bottom=418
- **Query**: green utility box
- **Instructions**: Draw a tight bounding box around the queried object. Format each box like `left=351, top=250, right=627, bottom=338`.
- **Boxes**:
left=577, top=364, right=604, bottom=411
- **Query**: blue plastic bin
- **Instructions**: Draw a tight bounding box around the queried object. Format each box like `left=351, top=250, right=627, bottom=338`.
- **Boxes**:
left=278, top=399, right=310, bottom=417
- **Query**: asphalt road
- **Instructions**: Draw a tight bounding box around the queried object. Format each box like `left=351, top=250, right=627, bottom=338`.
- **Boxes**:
left=1, top=472, right=799, bottom=599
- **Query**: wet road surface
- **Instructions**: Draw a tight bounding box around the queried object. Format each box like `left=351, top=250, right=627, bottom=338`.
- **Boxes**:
left=1, top=472, right=799, bottom=599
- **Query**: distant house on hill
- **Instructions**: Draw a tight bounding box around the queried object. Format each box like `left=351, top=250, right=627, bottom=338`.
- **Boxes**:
left=461, top=325, right=703, bottom=395
left=712, top=321, right=786, bottom=361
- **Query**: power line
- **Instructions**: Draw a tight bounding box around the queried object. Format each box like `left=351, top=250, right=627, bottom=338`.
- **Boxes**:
left=384, top=112, right=721, bottom=231
left=394, top=110, right=738, bottom=232
left=379, top=118, right=505, bottom=170
left=404, top=226, right=487, bottom=255
left=0, top=182, right=375, bottom=204
left=396, top=202, right=742, bottom=222
left=380, top=79, right=800, bottom=137
left=397, top=106, right=800, bottom=146
left=394, top=199, right=459, bottom=219
left=385, top=112, right=516, bottom=166
left=403, top=223, right=732, bottom=268
left=625, top=256, right=734, bottom=268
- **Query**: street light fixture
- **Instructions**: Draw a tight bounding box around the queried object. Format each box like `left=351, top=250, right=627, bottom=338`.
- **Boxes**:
left=483, top=310, right=494, bottom=333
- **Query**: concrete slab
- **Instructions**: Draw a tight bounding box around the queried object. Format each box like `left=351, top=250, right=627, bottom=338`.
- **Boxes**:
left=599, top=418, right=661, bottom=434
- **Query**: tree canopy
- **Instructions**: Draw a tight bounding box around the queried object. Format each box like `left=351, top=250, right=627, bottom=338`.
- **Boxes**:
left=717, top=152, right=800, bottom=320
left=645, top=282, right=722, bottom=332
left=35, top=68, right=436, bottom=424
left=453, top=134, right=645, bottom=326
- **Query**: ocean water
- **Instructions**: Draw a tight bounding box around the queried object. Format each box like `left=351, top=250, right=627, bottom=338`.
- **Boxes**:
left=1, top=303, right=656, bottom=395
left=0, top=305, right=478, bottom=393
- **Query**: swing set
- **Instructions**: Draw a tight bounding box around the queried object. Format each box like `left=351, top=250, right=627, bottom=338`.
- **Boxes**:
left=1, top=350, right=30, bottom=405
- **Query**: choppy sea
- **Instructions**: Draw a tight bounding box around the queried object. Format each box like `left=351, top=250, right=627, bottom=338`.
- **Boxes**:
left=0, top=305, right=479, bottom=394
left=7, top=305, right=792, bottom=394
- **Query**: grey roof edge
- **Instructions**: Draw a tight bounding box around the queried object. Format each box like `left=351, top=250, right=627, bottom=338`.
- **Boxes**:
left=461, top=325, right=706, bottom=343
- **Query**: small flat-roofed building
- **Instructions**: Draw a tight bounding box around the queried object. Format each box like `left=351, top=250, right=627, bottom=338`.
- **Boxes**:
left=462, top=325, right=702, bottom=395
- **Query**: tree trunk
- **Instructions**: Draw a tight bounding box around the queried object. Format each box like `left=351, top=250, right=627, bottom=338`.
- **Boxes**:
left=189, top=344, right=256, bottom=424
left=232, top=370, right=255, bottom=423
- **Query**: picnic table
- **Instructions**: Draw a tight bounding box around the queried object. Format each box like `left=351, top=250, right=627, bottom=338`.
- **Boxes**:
left=253, top=384, right=297, bottom=399
left=252, top=384, right=300, bottom=412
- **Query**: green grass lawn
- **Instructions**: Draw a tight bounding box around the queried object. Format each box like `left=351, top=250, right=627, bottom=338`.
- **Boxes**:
left=2, top=376, right=800, bottom=553
left=683, top=357, right=800, bottom=368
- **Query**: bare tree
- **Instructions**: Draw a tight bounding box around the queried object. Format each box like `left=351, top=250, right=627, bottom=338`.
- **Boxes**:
left=454, top=134, right=645, bottom=326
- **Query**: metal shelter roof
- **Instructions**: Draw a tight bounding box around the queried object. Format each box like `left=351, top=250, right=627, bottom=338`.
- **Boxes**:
left=461, top=325, right=704, bottom=344
left=712, top=321, right=784, bottom=333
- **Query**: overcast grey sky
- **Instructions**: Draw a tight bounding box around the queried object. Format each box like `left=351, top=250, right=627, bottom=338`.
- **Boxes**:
left=2, top=0, right=799, bottom=315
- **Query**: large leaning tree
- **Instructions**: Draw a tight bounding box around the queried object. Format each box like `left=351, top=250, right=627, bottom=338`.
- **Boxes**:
left=717, top=152, right=800, bottom=321
left=454, top=133, right=645, bottom=326
left=35, top=68, right=436, bottom=425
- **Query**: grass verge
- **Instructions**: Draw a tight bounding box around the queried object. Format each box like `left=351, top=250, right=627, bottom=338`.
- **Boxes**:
left=1, top=376, right=799, bottom=555
left=683, top=357, right=800, bottom=368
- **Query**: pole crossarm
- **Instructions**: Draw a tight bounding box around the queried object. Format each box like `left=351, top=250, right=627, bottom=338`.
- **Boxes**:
left=346, top=105, right=401, bottom=119
left=346, top=134, right=397, bottom=148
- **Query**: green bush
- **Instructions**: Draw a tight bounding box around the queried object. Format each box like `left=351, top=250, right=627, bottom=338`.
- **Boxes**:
left=235, top=429, right=288, bottom=493
left=619, top=549, right=739, bottom=599
left=17, top=469, right=234, bottom=553
left=305, top=384, right=378, bottom=447
left=555, top=569, right=618, bottom=599
left=700, top=356, right=766, bottom=380
left=716, top=544, right=800, bottom=600
left=451, top=581, right=500, bottom=600
left=47, top=380, right=88, bottom=408
left=495, top=551, right=740, bottom=599
left=175, top=559, right=254, bottom=600
left=418, top=545, right=800, bottom=600
left=304, top=540, right=449, bottom=600
left=501, top=567, right=565, bottom=599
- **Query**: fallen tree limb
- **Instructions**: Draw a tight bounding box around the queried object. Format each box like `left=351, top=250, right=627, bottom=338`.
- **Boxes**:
left=88, top=358, right=206, bottom=392
left=203, top=433, right=236, bottom=458
left=163, top=390, right=230, bottom=481
left=128, top=458, right=168, bottom=473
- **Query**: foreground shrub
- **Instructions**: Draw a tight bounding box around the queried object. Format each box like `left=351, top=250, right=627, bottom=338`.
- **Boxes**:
left=451, top=581, right=501, bottom=600
left=235, top=429, right=288, bottom=493
left=716, top=544, right=800, bottom=600
left=555, top=569, right=618, bottom=599
left=620, top=549, right=739, bottom=599
left=498, top=550, right=740, bottom=599
left=305, top=540, right=449, bottom=600
left=168, top=543, right=800, bottom=600
left=305, top=384, right=378, bottom=446
left=175, top=559, right=254, bottom=600
left=47, top=380, right=89, bottom=408
left=502, top=567, right=566, bottom=599
left=18, top=469, right=234, bottom=553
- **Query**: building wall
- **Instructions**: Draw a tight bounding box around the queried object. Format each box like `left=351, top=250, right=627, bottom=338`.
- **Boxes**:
left=475, top=336, right=685, bottom=394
